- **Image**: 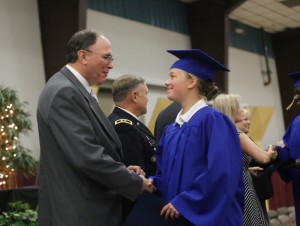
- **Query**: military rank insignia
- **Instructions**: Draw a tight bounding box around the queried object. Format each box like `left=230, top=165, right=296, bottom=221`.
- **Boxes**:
left=146, top=135, right=157, bottom=148
left=151, top=156, right=156, bottom=163
left=115, top=119, right=133, bottom=125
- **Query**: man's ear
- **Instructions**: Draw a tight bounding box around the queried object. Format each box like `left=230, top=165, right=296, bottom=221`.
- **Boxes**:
left=78, top=50, right=88, bottom=65
left=131, top=91, right=138, bottom=103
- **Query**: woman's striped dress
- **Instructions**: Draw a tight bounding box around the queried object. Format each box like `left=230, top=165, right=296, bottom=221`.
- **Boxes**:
left=243, top=152, right=269, bottom=226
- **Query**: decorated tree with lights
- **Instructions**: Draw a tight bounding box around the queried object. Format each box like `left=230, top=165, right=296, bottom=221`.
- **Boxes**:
left=0, top=86, right=37, bottom=189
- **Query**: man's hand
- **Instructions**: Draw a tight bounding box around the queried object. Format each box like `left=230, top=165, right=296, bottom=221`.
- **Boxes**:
left=160, top=203, right=180, bottom=220
left=140, top=176, right=155, bottom=193
left=128, top=165, right=146, bottom=177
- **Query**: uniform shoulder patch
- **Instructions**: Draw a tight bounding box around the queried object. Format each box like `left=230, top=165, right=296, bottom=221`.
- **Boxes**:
left=115, top=119, right=133, bottom=126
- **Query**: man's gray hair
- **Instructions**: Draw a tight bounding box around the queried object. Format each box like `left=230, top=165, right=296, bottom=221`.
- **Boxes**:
left=112, top=74, right=145, bottom=102
left=66, top=29, right=103, bottom=63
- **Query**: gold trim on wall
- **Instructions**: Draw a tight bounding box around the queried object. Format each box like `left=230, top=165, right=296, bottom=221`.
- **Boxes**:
left=248, top=106, right=274, bottom=148
left=148, top=98, right=173, bottom=134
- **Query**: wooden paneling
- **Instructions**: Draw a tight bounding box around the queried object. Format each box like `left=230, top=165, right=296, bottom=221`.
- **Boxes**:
left=272, top=28, right=300, bottom=128
left=186, top=0, right=245, bottom=93
left=38, top=0, right=87, bottom=81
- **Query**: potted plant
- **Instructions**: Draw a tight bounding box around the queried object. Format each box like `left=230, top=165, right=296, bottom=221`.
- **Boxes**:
left=0, top=201, right=37, bottom=226
left=0, top=86, right=37, bottom=189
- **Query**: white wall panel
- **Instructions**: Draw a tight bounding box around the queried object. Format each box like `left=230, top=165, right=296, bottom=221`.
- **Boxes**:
left=0, top=0, right=45, bottom=158
left=87, top=10, right=191, bottom=86
left=229, top=47, right=285, bottom=148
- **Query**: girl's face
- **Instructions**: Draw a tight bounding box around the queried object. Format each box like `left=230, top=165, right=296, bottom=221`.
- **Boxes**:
left=165, top=68, right=193, bottom=102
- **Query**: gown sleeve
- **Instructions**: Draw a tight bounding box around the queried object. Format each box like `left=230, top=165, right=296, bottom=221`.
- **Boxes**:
left=149, top=125, right=168, bottom=195
left=275, top=117, right=300, bottom=182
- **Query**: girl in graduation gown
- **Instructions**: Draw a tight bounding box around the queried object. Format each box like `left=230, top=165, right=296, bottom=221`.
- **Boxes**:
left=151, top=49, right=245, bottom=226
left=275, top=71, right=300, bottom=226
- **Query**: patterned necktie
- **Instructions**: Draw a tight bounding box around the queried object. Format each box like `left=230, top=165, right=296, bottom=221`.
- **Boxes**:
left=90, top=90, right=99, bottom=104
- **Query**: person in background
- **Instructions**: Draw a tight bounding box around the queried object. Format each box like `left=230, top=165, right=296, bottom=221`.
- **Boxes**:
left=213, top=94, right=276, bottom=226
left=36, top=29, right=153, bottom=226
left=150, top=49, right=244, bottom=226
left=154, top=101, right=181, bottom=141
left=108, top=74, right=157, bottom=221
left=275, top=71, right=300, bottom=226
left=236, top=108, right=274, bottom=220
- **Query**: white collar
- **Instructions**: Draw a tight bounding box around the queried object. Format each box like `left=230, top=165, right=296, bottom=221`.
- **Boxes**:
left=66, top=64, right=91, bottom=94
left=116, top=106, right=139, bottom=120
left=175, top=99, right=207, bottom=126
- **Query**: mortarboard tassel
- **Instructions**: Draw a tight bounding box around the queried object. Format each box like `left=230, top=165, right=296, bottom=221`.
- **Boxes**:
left=286, top=95, right=296, bottom=111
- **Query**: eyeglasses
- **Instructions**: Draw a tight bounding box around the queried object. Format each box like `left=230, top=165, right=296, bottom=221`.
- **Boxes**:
left=84, top=49, right=114, bottom=63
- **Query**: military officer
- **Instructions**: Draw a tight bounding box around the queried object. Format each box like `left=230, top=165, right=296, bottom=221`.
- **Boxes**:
left=108, top=74, right=157, bottom=221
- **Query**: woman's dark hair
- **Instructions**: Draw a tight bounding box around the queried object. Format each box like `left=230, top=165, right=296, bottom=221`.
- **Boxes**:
left=65, top=29, right=100, bottom=63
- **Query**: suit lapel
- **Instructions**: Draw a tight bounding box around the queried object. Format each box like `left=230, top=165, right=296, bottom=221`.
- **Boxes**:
left=60, top=66, right=122, bottom=151
left=89, top=97, right=122, bottom=148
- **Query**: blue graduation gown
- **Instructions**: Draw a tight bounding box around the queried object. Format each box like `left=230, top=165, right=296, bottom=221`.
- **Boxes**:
left=152, top=106, right=244, bottom=226
left=276, top=116, right=300, bottom=226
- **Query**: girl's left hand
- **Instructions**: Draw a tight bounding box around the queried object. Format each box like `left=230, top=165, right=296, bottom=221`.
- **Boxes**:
left=160, top=203, right=180, bottom=220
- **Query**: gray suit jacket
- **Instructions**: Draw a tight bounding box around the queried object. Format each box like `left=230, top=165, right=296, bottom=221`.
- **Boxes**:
left=37, top=66, right=142, bottom=226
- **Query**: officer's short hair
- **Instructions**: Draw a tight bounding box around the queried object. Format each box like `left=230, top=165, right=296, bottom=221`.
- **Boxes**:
left=112, top=74, right=145, bottom=102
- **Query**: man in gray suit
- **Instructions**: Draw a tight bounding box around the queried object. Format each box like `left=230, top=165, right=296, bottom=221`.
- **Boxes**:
left=37, top=29, right=153, bottom=226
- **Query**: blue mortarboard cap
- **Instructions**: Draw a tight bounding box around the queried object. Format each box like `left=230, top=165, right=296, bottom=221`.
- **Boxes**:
left=167, top=49, right=229, bottom=81
left=288, top=71, right=300, bottom=88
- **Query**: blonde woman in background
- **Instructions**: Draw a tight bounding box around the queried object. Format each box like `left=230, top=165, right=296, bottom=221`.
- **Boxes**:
left=213, top=94, right=276, bottom=226
left=236, top=108, right=274, bottom=221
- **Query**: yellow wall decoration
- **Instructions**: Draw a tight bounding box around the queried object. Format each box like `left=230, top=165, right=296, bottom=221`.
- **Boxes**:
left=148, top=98, right=173, bottom=134
left=248, top=106, right=274, bottom=148
left=91, top=86, right=100, bottom=96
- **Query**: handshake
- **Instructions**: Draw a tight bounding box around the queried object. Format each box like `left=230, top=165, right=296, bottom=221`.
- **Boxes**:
left=265, top=144, right=278, bottom=160
left=127, top=166, right=156, bottom=193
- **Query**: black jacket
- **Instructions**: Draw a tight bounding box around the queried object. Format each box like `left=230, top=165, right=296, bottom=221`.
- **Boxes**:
left=154, top=102, right=181, bottom=141
left=108, top=107, right=157, bottom=176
